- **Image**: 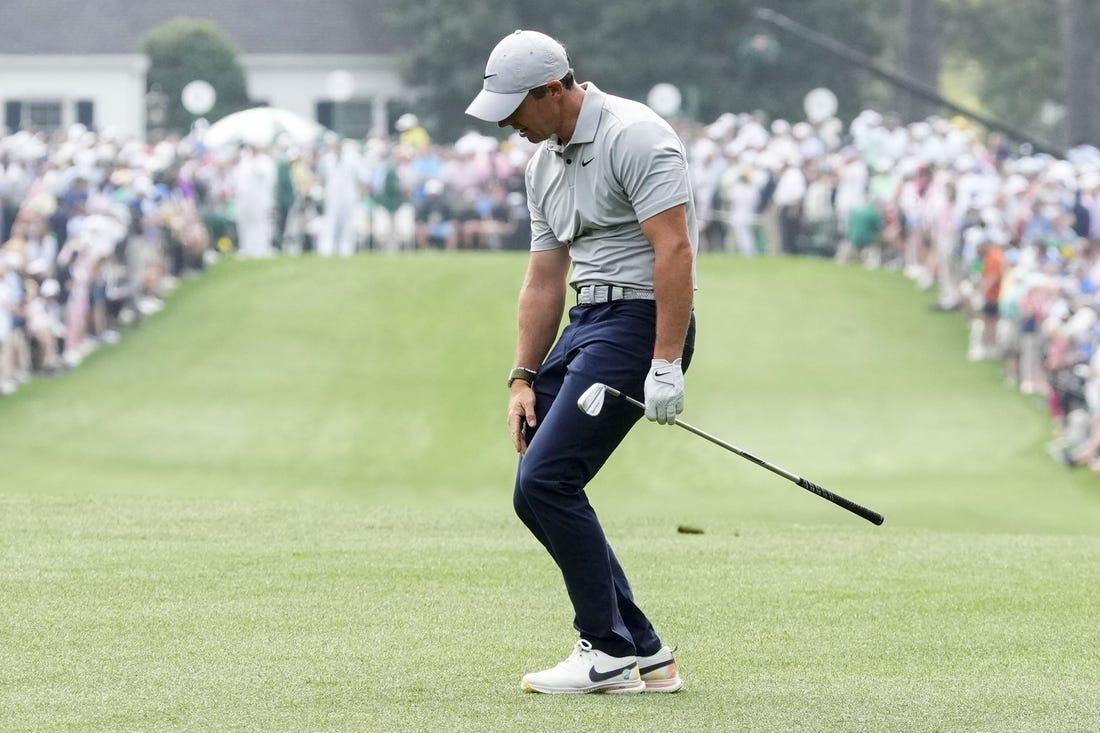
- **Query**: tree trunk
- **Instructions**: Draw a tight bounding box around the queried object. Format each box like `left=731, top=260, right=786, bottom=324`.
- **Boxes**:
left=1058, top=0, right=1100, bottom=147
left=898, top=0, right=943, bottom=122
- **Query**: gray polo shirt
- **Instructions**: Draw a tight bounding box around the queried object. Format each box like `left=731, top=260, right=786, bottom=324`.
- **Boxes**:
left=525, top=82, right=698, bottom=290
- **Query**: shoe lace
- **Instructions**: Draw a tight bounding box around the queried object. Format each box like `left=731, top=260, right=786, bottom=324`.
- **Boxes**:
left=560, top=639, right=595, bottom=670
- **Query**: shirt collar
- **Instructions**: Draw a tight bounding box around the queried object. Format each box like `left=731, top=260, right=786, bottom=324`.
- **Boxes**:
left=567, top=82, right=604, bottom=146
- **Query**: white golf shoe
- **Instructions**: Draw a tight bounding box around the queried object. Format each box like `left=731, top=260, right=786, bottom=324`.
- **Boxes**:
left=521, top=639, right=644, bottom=694
left=636, top=645, right=684, bottom=692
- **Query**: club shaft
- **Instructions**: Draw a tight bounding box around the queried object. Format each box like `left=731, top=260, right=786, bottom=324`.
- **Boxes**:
left=606, top=387, right=885, bottom=526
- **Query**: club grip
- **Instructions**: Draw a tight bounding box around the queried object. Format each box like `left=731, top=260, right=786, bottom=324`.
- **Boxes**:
left=797, top=478, right=885, bottom=526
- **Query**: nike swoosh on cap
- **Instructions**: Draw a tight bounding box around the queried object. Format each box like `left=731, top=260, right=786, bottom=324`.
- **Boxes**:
left=483, top=73, right=497, bottom=79
left=588, top=662, right=637, bottom=683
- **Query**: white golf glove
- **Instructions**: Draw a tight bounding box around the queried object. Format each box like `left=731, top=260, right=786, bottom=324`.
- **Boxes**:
left=644, top=358, right=684, bottom=425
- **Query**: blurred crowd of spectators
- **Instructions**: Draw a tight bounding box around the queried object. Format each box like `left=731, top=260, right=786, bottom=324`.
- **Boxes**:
left=3, top=105, right=1100, bottom=476
left=682, top=108, right=1100, bottom=472
left=0, top=113, right=538, bottom=395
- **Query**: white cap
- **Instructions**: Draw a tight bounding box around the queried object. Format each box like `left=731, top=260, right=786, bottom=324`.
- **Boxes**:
left=964, top=227, right=987, bottom=247
left=465, top=30, right=568, bottom=122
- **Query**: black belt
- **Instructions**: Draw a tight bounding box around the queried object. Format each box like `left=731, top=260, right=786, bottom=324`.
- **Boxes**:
left=575, top=284, right=655, bottom=305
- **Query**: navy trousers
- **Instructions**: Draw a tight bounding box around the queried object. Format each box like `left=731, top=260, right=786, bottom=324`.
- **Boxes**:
left=513, top=299, right=696, bottom=657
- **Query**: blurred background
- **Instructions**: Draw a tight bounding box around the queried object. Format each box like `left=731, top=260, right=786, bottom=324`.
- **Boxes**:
left=0, top=0, right=1095, bottom=147
left=2, top=0, right=1100, bottom=473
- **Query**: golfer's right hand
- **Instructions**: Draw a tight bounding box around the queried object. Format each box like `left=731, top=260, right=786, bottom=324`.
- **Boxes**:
left=508, top=385, right=537, bottom=454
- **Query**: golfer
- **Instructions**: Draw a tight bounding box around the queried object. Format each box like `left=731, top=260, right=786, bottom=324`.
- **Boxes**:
left=466, top=29, right=697, bottom=694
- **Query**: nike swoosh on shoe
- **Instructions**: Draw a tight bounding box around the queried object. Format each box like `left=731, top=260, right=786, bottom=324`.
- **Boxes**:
left=639, top=659, right=674, bottom=675
left=588, top=662, right=637, bottom=682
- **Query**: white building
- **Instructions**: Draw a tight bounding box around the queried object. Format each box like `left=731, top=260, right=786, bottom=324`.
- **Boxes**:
left=0, top=0, right=407, bottom=139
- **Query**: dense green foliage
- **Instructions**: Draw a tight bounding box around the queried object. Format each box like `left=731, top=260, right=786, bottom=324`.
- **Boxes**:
left=382, top=0, right=895, bottom=140
left=381, top=0, right=1097, bottom=147
left=942, top=0, right=1064, bottom=143
left=142, top=17, right=252, bottom=135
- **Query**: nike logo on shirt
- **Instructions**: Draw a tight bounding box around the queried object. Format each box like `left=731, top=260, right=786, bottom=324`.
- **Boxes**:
left=581, top=157, right=595, bottom=166
left=588, top=662, right=637, bottom=682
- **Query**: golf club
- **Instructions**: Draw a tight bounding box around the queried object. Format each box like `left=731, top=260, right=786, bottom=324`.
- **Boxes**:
left=577, top=382, right=885, bottom=526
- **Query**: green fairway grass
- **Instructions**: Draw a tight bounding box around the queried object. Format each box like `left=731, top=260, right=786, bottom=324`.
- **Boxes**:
left=2, top=254, right=1099, bottom=731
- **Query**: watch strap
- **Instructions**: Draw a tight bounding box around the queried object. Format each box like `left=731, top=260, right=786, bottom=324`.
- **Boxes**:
left=507, top=366, right=538, bottom=387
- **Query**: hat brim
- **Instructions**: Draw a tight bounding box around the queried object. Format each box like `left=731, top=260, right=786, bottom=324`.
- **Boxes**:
left=465, top=88, right=527, bottom=122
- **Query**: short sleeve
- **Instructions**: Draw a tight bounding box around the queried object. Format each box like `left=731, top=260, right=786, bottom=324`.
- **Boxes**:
left=611, top=121, right=690, bottom=223
left=526, top=160, right=564, bottom=251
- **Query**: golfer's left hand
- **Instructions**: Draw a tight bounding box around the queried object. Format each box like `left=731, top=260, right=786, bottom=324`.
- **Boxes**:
left=644, top=358, right=684, bottom=425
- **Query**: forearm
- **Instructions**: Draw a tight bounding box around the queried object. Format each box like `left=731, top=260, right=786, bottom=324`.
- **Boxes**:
left=652, top=239, right=694, bottom=361
left=514, top=269, right=567, bottom=370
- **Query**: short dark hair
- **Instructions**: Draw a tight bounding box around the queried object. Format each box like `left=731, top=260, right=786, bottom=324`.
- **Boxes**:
left=529, top=70, right=575, bottom=99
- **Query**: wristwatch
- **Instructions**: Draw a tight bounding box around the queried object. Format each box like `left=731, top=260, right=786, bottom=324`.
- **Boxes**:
left=507, top=366, right=538, bottom=388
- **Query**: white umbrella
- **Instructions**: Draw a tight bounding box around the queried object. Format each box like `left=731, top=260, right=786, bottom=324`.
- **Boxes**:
left=453, top=130, right=499, bottom=155
left=203, top=107, right=325, bottom=149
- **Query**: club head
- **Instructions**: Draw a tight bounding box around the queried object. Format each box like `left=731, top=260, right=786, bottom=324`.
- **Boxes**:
left=577, top=383, right=608, bottom=417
